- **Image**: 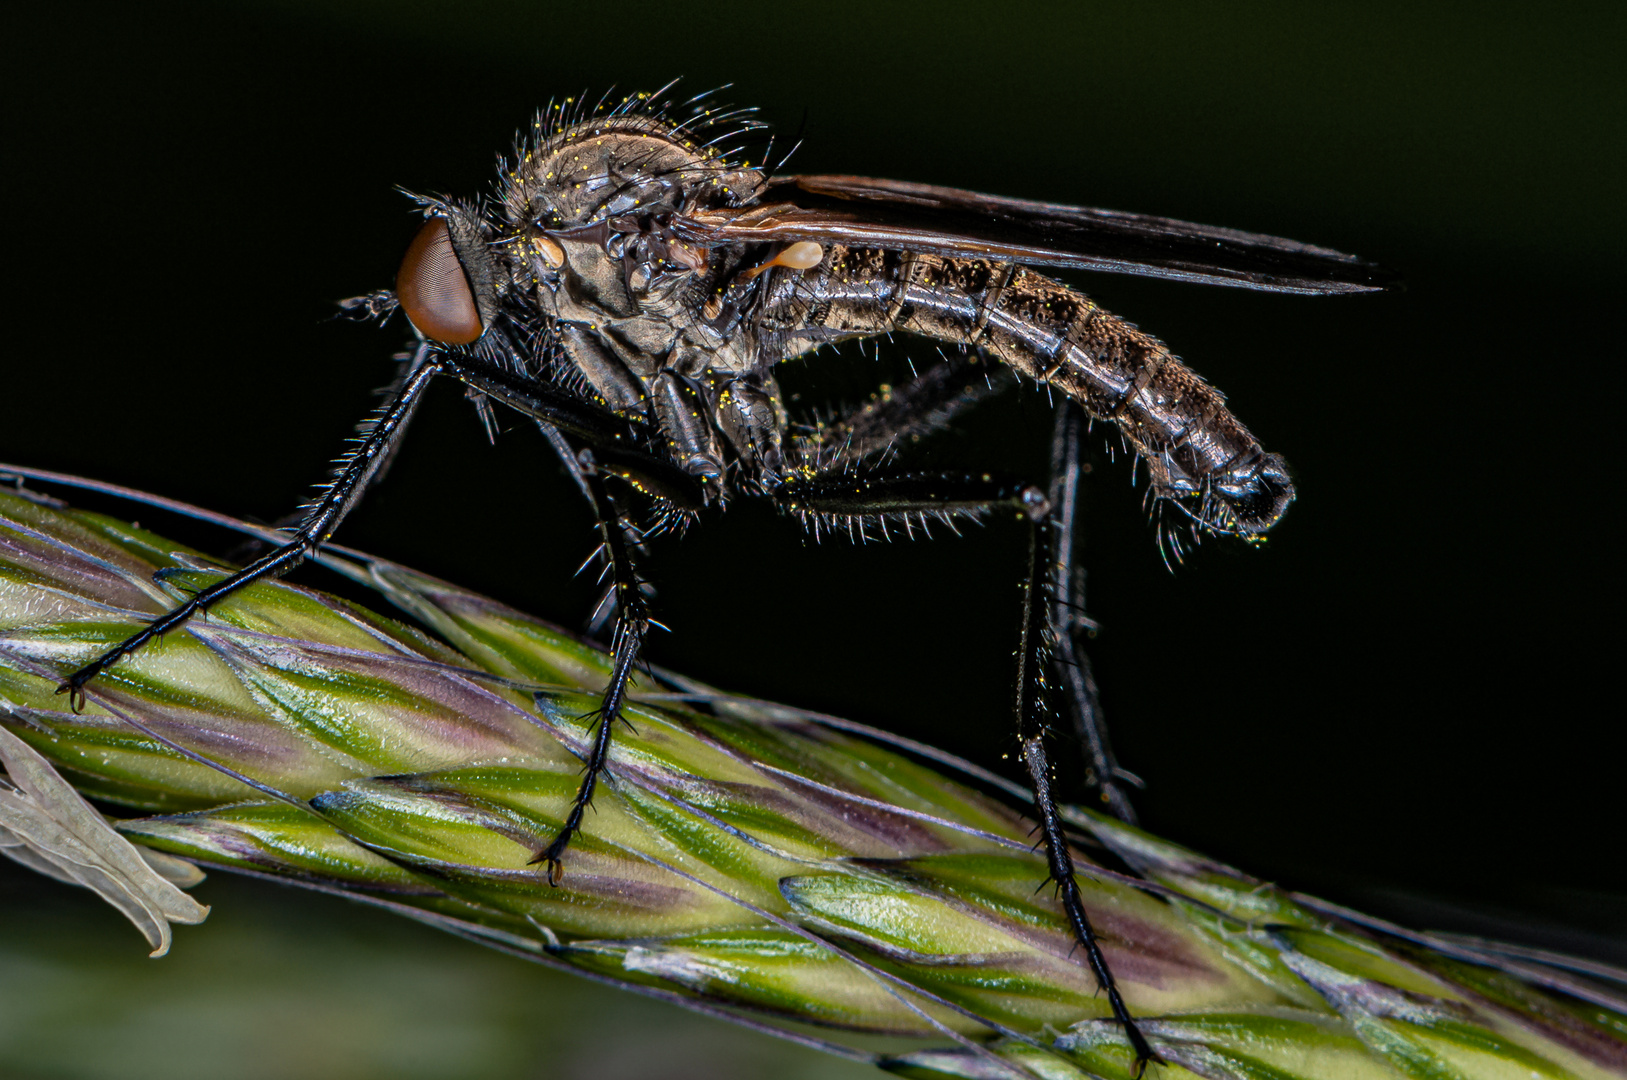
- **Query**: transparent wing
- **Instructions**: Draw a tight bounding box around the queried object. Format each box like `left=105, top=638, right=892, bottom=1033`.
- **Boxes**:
left=676, top=174, right=1399, bottom=295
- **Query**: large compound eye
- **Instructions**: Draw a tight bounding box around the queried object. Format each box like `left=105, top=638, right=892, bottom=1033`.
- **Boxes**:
left=396, top=217, right=483, bottom=345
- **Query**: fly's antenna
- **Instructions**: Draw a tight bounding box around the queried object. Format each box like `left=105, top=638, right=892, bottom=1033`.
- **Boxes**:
left=333, top=290, right=398, bottom=326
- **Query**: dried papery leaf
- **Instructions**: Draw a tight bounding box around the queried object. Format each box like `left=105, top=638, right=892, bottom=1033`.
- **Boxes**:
left=0, top=477, right=1623, bottom=1079
left=0, top=723, right=208, bottom=955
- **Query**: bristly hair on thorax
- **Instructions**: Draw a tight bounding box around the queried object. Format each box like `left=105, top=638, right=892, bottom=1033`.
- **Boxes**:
left=519, top=82, right=778, bottom=177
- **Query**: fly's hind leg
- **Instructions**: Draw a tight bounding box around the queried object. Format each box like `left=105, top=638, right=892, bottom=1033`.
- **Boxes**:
left=776, top=446, right=1155, bottom=1074
left=1049, top=401, right=1139, bottom=823
left=811, top=349, right=1011, bottom=470
left=1019, top=514, right=1157, bottom=1075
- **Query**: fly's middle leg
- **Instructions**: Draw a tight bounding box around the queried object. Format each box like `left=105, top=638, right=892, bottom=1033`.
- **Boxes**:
left=530, top=447, right=650, bottom=884
left=486, top=383, right=705, bottom=879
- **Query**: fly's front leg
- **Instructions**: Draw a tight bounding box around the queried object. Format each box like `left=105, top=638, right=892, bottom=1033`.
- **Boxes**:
left=531, top=447, right=651, bottom=885
left=223, top=343, right=440, bottom=565
left=56, top=360, right=442, bottom=709
left=363, top=343, right=438, bottom=492
left=534, top=420, right=597, bottom=507
left=438, top=353, right=709, bottom=513
left=1049, top=401, right=1138, bottom=823
left=1018, top=516, right=1156, bottom=1074
left=558, top=323, right=647, bottom=416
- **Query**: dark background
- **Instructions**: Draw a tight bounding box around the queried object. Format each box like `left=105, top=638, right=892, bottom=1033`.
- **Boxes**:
left=4, top=2, right=1622, bottom=1075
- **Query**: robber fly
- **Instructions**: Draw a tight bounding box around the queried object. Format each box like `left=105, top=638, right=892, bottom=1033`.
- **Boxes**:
left=58, top=88, right=1395, bottom=1067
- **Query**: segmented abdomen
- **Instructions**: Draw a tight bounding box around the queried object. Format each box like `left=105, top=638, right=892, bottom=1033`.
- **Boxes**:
left=764, top=246, right=1294, bottom=537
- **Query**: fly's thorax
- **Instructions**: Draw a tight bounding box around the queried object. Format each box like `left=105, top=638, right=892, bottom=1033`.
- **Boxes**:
left=552, top=240, right=641, bottom=320
left=503, top=119, right=762, bottom=230
left=500, top=120, right=761, bottom=342
left=538, top=243, right=751, bottom=378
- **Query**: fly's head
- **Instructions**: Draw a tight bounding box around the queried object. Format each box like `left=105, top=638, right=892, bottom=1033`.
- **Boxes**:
left=394, top=197, right=508, bottom=348
left=390, top=94, right=772, bottom=359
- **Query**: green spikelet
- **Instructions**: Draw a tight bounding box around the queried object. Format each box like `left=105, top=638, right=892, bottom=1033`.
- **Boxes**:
left=0, top=482, right=1622, bottom=1079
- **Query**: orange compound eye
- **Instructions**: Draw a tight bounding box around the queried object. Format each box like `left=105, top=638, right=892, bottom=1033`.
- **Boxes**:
left=396, top=217, right=484, bottom=345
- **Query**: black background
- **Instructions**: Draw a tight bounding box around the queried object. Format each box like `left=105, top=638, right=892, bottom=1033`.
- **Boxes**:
left=4, top=0, right=1622, bottom=1064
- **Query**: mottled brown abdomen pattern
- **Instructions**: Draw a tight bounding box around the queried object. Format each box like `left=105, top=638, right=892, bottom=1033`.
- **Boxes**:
left=763, top=246, right=1294, bottom=537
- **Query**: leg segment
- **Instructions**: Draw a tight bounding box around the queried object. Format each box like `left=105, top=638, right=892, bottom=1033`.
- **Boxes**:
left=814, top=352, right=1010, bottom=469
left=443, top=354, right=693, bottom=875
left=439, top=353, right=707, bottom=512
left=57, top=360, right=443, bottom=708
left=780, top=455, right=1153, bottom=1069
left=776, top=466, right=1048, bottom=548
left=530, top=447, right=650, bottom=884
left=361, top=343, right=438, bottom=494
left=447, top=356, right=682, bottom=876
left=1018, top=518, right=1156, bottom=1073
left=1049, top=402, right=1137, bottom=823
left=534, top=419, right=597, bottom=507
left=778, top=470, right=1049, bottom=522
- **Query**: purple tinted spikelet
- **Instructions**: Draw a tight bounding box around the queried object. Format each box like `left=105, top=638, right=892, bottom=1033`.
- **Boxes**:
left=0, top=479, right=1621, bottom=1079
